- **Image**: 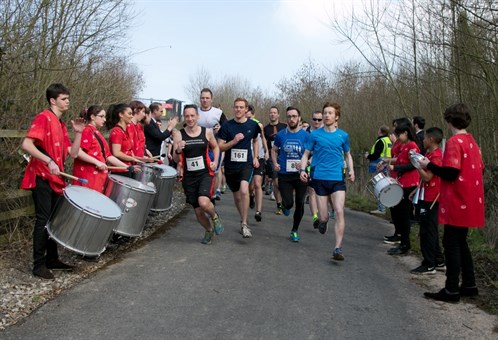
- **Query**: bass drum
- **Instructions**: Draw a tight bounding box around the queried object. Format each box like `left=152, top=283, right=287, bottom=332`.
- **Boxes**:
left=46, top=186, right=122, bottom=256
left=104, top=174, right=156, bottom=237
left=367, top=173, right=403, bottom=208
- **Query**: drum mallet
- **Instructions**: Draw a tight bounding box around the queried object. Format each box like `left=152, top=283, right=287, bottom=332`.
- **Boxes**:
left=59, top=172, right=89, bottom=184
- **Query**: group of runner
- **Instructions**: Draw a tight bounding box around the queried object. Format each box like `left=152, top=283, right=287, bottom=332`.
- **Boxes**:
left=173, top=90, right=355, bottom=261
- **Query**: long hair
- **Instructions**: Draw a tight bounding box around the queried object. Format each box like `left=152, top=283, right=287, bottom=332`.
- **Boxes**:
left=105, top=103, right=130, bottom=130
left=80, top=105, right=103, bottom=122
left=394, top=122, right=422, bottom=150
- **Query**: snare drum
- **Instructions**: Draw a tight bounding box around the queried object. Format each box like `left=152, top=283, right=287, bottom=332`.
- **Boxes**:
left=46, top=186, right=122, bottom=256
left=367, top=173, right=403, bottom=207
left=150, top=164, right=177, bottom=211
left=104, top=174, right=156, bottom=237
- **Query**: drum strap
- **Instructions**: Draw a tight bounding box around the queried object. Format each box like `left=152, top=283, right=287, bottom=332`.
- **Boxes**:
left=93, top=132, right=107, bottom=161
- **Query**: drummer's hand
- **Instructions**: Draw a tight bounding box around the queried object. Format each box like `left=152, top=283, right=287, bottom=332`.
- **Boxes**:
left=71, top=117, right=85, bottom=133
left=376, top=161, right=385, bottom=172
left=418, top=157, right=429, bottom=169
left=95, top=161, right=107, bottom=171
left=408, top=189, right=416, bottom=201
left=48, top=160, right=60, bottom=175
left=132, top=165, right=141, bottom=173
left=134, top=158, right=144, bottom=164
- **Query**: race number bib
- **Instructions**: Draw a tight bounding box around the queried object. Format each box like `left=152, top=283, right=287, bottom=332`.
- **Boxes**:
left=186, top=156, right=205, bottom=171
left=231, top=149, right=248, bottom=162
left=286, top=159, right=300, bottom=172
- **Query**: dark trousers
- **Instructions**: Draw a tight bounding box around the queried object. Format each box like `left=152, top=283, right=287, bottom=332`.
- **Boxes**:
left=278, top=173, right=308, bottom=231
left=443, top=225, right=476, bottom=293
left=390, top=187, right=415, bottom=249
left=418, top=201, right=444, bottom=268
left=31, top=177, right=61, bottom=269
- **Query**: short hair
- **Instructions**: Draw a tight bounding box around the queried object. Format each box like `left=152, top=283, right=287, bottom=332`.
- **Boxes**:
left=149, top=102, right=162, bottom=112
left=247, top=104, right=255, bottom=113
left=286, top=106, right=301, bottom=116
left=379, top=125, right=390, bottom=135
left=425, top=127, right=443, bottom=144
left=233, top=97, right=248, bottom=107
left=413, top=116, right=426, bottom=129
left=183, top=104, right=198, bottom=114
left=444, top=103, right=471, bottom=129
left=322, top=102, right=341, bottom=119
left=200, top=88, right=213, bottom=98
left=270, top=105, right=279, bottom=112
left=46, top=83, right=70, bottom=104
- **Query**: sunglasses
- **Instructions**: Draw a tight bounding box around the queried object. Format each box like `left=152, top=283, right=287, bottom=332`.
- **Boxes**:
left=312, top=118, right=322, bottom=122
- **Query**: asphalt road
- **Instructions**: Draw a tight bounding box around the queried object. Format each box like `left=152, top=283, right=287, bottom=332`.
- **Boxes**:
left=1, top=191, right=493, bottom=339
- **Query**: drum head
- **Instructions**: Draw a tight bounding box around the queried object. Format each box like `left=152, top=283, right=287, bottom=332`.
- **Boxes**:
left=109, top=174, right=157, bottom=194
left=64, top=186, right=122, bottom=219
left=378, top=184, right=403, bottom=207
left=156, top=165, right=177, bottom=178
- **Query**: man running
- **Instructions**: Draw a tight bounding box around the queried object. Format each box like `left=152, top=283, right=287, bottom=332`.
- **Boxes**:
left=271, top=107, right=309, bottom=242
left=300, top=102, right=355, bottom=261
left=217, top=98, right=261, bottom=238
left=172, top=104, right=223, bottom=244
left=263, top=106, right=287, bottom=213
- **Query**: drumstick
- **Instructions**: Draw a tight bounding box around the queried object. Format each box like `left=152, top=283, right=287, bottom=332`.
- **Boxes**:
left=107, top=166, right=129, bottom=171
left=430, top=193, right=440, bottom=210
left=60, top=172, right=89, bottom=184
left=151, top=153, right=167, bottom=159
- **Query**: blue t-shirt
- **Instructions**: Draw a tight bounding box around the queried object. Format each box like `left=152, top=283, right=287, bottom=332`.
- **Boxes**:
left=274, top=128, right=309, bottom=175
left=217, top=118, right=261, bottom=170
left=305, top=127, right=350, bottom=181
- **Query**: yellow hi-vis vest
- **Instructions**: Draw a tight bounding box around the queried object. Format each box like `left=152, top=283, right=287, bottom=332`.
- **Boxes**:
left=370, top=136, right=392, bottom=158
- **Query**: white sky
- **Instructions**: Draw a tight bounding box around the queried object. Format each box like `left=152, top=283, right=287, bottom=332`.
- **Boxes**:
left=129, top=0, right=360, bottom=103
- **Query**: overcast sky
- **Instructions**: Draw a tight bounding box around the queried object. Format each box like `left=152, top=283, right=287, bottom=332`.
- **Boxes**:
left=129, top=0, right=361, bottom=103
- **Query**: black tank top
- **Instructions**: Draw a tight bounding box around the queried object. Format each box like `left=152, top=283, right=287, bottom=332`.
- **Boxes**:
left=180, top=127, right=211, bottom=175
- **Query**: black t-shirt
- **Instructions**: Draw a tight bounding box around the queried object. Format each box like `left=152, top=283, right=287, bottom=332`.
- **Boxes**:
left=263, top=122, right=287, bottom=152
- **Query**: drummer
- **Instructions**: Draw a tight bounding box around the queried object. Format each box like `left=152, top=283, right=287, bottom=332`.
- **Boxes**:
left=21, top=83, right=85, bottom=279
left=172, top=104, right=223, bottom=245
left=128, top=100, right=153, bottom=161
left=106, top=103, right=143, bottom=177
left=73, top=105, right=137, bottom=193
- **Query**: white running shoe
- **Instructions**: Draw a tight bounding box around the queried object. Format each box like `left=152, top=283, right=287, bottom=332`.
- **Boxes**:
left=270, top=193, right=276, bottom=201
left=241, top=224, right=252, bottom=238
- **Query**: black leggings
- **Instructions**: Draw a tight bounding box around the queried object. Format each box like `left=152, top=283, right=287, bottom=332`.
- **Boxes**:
left=390, top=187, right=416, bottom=248
left=278, top=173, right=308, bottom=231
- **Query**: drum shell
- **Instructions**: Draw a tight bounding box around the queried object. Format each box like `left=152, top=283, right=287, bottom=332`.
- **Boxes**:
left=367, top=173, right=403, bottom=208
left=46, top=186, right=122, bottom=256
left=150, top=165, right=177, bottom=211
left=132, top=163, right=161, bottom=189
left=104, top=175, right=156, bottom=237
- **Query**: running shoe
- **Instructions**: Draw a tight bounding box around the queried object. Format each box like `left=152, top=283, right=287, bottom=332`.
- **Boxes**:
left=270, top=193, right=276, bottom=201
left=435, top=262, right=446, bottom=272
left=221, top=185, right=227, bottom=194
left=201, top=230, right=214, bottom=245
left=255, top=211, right=262, bottom=222
left=249, top=195, right=255, bottom=209
left=241, top=224, right=252, bottom=238
left=290, top=231, right=300, bottom=242
left=282, top=206, right=291, bottom=216
left=275, top=203, right=283, bottom=215
left=215, top=190, right=222, bottom=201
left=212, top=213, right=223, bottom=235
left=318, top=221, right=328, bottom=234
left=332, top=247, right=344, bottom=261
left=312, top=215, right=319, bottom=229
left=410, top=265, right=436, bottom=275
left=330, top=211, right=335, bottom=219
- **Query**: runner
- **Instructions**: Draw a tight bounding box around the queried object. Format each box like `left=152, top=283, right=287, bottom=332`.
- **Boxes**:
left=300, top=102, right=355, bottom=261
left=271, top=107, right=309, bottom=242
left=217, top=98, right=261, bottom=238
left=172, top=104, right=223, bottom=245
